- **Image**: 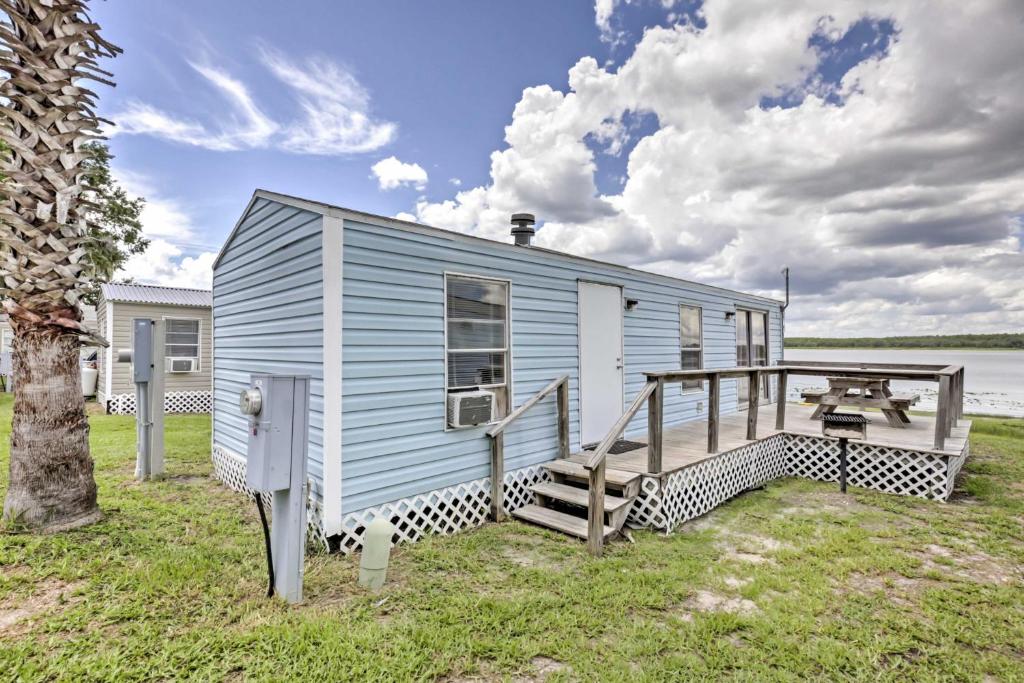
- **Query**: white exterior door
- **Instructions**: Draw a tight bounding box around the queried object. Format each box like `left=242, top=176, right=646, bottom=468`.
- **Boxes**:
left=578, top=282, right=624, bottom=445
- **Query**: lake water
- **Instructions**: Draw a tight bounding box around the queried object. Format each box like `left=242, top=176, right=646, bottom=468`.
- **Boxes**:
left=783, top=348, right=1024, bottom=417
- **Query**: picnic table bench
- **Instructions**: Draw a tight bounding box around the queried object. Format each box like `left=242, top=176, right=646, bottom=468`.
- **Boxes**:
left=801, top=376, right=919, bottom=428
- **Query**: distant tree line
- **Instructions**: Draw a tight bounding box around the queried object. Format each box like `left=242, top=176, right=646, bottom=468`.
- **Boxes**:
left=786, top=333, right=1024, bottom=349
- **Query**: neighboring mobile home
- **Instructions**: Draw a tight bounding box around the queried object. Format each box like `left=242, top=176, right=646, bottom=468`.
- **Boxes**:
left=97, top=283, right=213, bottom=414
left=211, top=190, right=784, bottom=551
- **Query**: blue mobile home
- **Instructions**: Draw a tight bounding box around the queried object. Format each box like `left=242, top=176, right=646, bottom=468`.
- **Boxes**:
left=211, top=190, right=784, bottom=551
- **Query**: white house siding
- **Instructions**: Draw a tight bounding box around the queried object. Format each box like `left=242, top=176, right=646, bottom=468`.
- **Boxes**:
left=340, top=218, right=783, bottom=514
left=211, top=199, right=327, bottom=491
left=97, top=301, right=212, bottom=404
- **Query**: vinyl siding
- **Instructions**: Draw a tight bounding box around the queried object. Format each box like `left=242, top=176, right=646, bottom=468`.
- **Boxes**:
left=340, top=218, right=782, bottom=514
left=212, top=199, right=326, bottom=490
left=97, top=301, right=212, bottom=401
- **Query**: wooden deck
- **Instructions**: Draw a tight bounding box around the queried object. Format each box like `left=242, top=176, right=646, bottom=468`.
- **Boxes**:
left=569, top=402, right=971, bottom=477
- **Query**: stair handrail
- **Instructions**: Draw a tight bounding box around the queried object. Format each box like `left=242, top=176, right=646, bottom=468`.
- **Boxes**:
left=486, top=375, right=568, bottom=438
left=580, top=379, right=658, bottom=556
left=485, top=375, right=570, bottom=523
left=582, top=380, right=657, bottom=471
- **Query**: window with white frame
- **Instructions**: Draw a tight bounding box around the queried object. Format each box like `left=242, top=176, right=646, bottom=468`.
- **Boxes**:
left=445, top=274, right=510, bottom=419
left=680, top=304, right=703, bottom=392
left=165, top=318, right=200, bottom=369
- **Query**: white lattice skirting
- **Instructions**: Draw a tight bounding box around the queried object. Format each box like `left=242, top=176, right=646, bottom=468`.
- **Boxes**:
left=333, top=464, right=550, bottom=555
left=631, top=432, right=971, bottom=532
left=107, top=390, right=212, bottom=415
left=210, top=430, right=969, bottom=553
left=627, top=434, right=790, bottom=531
left=211, top=445, right=328, bottom=551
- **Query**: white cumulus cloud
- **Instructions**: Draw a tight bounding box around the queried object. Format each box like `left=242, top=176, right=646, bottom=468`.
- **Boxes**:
left=112, top=169, right=217, bottom=290
left=412, top=0, right=1024, bottom=336
left=371, top=156, right=429, bottom=191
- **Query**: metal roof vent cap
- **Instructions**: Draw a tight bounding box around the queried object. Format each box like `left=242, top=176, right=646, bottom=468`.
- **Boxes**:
left=510, top=213, right=536, bottom=246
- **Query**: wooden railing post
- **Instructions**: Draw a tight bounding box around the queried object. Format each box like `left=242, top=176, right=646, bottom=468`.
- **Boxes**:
left=960, top=368, right=966, bottom=420
left=707, top=373, right=720, bottom=454
left=647, top=378, right=664, bottom=473
left=934, top=374, right=950, bottom=450
left=588, top=459, right=606, bottom=556
left=746, top=369, right=760, bottom=440
left=775, top=369, right=787, bottom=431
left=489, top=433, right=504, bottom=521
left=557, top=378, right=570, bottom=459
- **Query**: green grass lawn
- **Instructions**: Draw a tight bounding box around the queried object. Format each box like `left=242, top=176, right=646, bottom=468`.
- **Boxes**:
left=1, top=395, right=1023, bottom=681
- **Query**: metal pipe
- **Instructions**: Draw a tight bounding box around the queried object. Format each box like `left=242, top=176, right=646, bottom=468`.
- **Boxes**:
left=780, top=267, right=789, bottom=362
left=838, top=437, right=848, bottom=494
left=137, top=381, right=151, bottom=479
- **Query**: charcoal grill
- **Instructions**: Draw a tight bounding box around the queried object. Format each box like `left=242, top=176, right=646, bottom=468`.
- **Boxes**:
left=821, top=412, right=870, bottom=494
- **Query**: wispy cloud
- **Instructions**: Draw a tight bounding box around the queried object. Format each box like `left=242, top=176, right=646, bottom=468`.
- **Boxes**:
left=257, top=46, right=396, bottom=154
left=109, top=48, right=395, bottom=156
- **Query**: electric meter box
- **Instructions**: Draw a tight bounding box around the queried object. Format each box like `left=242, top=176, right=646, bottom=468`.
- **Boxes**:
left=131, top=319, right=153, bottom=383
left=242, top=374, right=310, bottom=492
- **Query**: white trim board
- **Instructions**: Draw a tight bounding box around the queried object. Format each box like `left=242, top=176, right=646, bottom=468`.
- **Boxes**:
left=321, top=215, right=343, bottom=536
left=104, top=300, right=114, bottom=399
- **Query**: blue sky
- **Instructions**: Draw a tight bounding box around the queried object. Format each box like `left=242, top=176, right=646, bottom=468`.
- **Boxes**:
left=90, top=0, right=1024, bottom=336
left=93, top=1, right=607, bottom=247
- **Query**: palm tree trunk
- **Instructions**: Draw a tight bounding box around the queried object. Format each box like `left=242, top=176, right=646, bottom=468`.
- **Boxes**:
left=2, top=323, right=99, bottom=531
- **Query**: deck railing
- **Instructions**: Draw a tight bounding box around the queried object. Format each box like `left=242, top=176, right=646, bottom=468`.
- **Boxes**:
left=485, top=375, right=569, bottom=522
left=645, top=362, right=965, bottom=453
left=580, top=360, right=966, bottom=554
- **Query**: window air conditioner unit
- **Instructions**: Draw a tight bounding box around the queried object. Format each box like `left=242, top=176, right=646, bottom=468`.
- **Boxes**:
left=166, top=357, right=197, bottom=373
left=447, top=390, right=494, bottom=428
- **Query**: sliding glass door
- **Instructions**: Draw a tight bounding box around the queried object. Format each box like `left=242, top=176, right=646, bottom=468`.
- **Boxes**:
left=736, top=309, right=770, bottom=408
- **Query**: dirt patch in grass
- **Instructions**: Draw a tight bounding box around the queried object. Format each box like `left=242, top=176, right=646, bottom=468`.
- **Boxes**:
left=723, top=576, right=752, bottom=589
left=0, top=578, right=83, bottom=638
left=776, top=490, right=872, bottom=517
left=678, top=590, right=759, bottom=620
left=846, top=571, right=937, bottom=609
left=913, top=543, right=1020, bottom=585
left=443, top=656, right=569, bottom=683
left=500, top=545, right=571, bottom=571
left=163, top=474, right=209, bottom=485
left=715, top=531, right=793, bottom=565
left=527, top=656, right=569, bottom=680
left=728, top=551, right=771, bottom=565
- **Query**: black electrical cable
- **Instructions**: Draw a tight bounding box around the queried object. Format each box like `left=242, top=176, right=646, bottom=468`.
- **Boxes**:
left=255, top=494, right=275, bottom=598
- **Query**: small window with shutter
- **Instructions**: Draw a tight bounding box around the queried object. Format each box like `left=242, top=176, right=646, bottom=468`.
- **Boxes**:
left=445, top=274, right=511, bottom=419
left=680, top=304, right=703, bottom=392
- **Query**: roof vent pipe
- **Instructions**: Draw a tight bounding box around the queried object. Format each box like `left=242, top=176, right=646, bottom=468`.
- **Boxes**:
left=510, top=213, right=536, bottom=246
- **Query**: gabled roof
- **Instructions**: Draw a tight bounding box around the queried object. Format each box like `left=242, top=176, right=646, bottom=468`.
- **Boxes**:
left=216, top=189, right=783, bottom=306
left=100, top=283, right=212, bottom=308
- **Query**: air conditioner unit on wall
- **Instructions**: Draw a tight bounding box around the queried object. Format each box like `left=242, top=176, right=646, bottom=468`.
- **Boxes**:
left=166, top=357, right=197, bottom=373
left=447, top=390, right=495, bottom=428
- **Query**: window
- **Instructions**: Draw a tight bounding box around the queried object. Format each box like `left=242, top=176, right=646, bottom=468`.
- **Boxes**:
left=680, top=305, right=703, bottom=392
left=165, top=318, right=200, bottom=367
left=735, top=309, right=770, bottom=406
left=445, top=274, right=510, bottom=420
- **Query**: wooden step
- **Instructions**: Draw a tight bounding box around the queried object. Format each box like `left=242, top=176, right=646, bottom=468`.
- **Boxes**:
left=542, top=459, right=642, bottom=498
left=511, top=504, right=616, bottom=541
left=530, top=482, right=632, bottom=513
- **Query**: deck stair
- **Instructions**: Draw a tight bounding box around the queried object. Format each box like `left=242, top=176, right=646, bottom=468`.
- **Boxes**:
left=509, top=456, right=641, bottom=539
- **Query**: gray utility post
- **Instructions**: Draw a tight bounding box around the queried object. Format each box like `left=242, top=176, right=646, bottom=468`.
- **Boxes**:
left=239, top=374, right=310, bottom=604
left=117, top=318, right=165, bottom=480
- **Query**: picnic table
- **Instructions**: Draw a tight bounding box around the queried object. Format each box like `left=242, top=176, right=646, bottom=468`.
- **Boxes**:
left=801, top=376, right=919, bottom=428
